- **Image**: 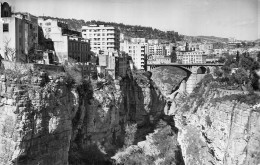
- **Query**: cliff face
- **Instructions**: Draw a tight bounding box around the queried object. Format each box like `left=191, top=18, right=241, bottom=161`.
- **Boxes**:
left=173, top=84, right=260, bottom=165
left=0, top=69, right=165, bottom=165
left=151, top=66, right=187, bottom=97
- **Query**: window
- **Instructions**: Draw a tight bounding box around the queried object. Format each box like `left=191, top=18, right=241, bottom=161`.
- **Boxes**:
left=45, top=22, right=51, bottom=26
left=3, top=24, right=9, bottom=32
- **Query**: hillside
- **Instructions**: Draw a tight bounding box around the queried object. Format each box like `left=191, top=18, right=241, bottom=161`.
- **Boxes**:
left=184, top=35, right=229, bottom=43
left=40, top=16, right=184, bottom=42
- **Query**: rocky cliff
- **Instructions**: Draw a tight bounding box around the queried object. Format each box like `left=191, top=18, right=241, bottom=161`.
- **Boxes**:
left=173, top=82, right=260, bottom=165
left=0, top=67, right=165, bottom=165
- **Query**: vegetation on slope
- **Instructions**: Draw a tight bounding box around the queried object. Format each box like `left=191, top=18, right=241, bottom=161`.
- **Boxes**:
left=40, top=16, right=184, bottom=42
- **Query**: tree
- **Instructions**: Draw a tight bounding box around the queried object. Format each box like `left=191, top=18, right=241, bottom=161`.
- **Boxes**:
left=26, top=45, right=37, bottom=63
left=239, top=54, right=254, bottom=71
left=214, top=67, right=223, bottom=78
left=236, top=51, right=240, bottom=63
left=221, top=65, right=231, bottom=75
left=257, top=52, right=260, bottom=63
left=3, top=39, right=16, bottom=61
left=170, top=51, right=177, bottom=63
left=206, top=67, right=210, bottom=74
left=234, top=68, right=249, bottom=85
left=218, top=57, right=226, bottom=63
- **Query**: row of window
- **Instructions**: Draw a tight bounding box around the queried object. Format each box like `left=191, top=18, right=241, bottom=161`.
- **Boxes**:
left=69, top=42, right=89, bottom=51
left=82, top=29, right=115, bottom=32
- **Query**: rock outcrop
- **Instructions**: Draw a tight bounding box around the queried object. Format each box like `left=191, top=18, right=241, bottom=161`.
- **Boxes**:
left=0, top=68, right=166, bottom=165
left=174, top=83, right=260, bottom=165
left=151, top=66, right=187, bottom=97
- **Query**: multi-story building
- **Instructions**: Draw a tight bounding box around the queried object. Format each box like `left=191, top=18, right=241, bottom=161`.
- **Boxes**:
left=147, top=55, right=171, bottom=64
left=148, top=44, right=166, bottom=56
left=118, top=52, right=130, bottom=77
left=38, top=18, right=91, bottom=63
left=177, top=51, right=206, bottom=64
left=81, top=24, right=120, bottom=52
left=0, top=2, right=38, bottom=62
left=121, top=41, right=148, bottom=70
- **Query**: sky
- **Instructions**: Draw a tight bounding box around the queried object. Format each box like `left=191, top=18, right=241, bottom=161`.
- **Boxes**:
left=4, top=0, right=260, bottom=41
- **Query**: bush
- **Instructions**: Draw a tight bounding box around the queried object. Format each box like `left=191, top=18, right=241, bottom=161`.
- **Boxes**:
left=96, top=81, right=103, bottom=89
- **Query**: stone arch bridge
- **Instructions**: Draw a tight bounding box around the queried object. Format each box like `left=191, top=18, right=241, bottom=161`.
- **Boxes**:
left=147, top=63, right=224, bottom=93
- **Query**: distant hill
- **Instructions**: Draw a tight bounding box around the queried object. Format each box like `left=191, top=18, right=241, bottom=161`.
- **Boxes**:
left=184, top=35, right=229, bottom=43
left=40, top=16, right=184, bottom=42
left=255, top=39, right=260, bottom=43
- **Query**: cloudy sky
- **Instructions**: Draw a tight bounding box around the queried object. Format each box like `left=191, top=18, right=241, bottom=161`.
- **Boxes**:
left=5, top=0, right=260, bottom=40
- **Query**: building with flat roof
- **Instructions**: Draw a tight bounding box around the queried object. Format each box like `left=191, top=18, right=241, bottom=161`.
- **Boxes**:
left=177, top=51, right=206, bottom=64
left=38, top=18, right=91, bottom=63
left=148, top=44, right=166, bottom=56
left=121, top=41, right=148, bottom=70
left=0, top=2, right=39, bottom=62
left=82, top=24, right=120, bottom=52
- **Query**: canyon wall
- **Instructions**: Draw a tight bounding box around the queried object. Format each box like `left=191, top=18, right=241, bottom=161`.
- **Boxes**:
left=0, top=68, right=165, bottom=165
left=173, top=83, right=260, bottom=165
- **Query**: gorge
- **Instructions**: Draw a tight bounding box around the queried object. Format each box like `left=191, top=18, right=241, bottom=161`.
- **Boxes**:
left=0, top=63, right=259, bottom=165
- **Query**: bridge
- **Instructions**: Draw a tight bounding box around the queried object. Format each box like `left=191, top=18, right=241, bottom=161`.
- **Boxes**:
left=146, top=63, right=224, bottom=94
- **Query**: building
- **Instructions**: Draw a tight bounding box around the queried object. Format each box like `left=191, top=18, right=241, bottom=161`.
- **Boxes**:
left=118, top=52, right=130, bottom=77
left=0, top=2, right=38, bottom=62
left=121, top=41, right=148, bottom=70
left=165, top=43, right=176, bottom=56
left=97, top=50, right=117, bottom=78
left=199, top=43, right=213, bottom=51
left=177, top=51, right=206, bottom=64
left=82, top=24, right=120, bottom=52
left=148, top=44, right=166, bottom=56
left=147, top=55, right=171, bottom=64
left=147, top=39, right=160, bottom=45
left=38, top=18, right=91, bottom=63
left=130, top=38, right=146, bottom=44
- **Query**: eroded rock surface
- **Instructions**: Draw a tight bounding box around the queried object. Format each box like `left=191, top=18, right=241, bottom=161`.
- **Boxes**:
left=151, top=66, right=187, bottom=97
left=174, top=84, right=260, bottom=165
left=0, top=69, right=166, bottom=165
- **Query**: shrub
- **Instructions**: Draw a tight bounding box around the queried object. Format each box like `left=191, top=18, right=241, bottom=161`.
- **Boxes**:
left=96, top=81, right=103, bottom=89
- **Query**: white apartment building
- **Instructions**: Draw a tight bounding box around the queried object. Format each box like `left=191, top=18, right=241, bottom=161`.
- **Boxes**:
left=81, top=25, right=120, bottom=52
left=148, top=45, right=166, bottom=56
left=121, top=41, right=147, bottom=70
left=177, top=51, right=206, bottom=64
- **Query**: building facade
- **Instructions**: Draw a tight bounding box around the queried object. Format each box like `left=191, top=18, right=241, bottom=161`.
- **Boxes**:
left=177, top=51, right=206, bottom=64
left=82, top=24, right=120, bottom=52
left=122, top=42, right=148, bottom=70
left=148, top=44, right=166, bottom=56
left=38, top=18, right=91, bottom=63
left=0, top=2, right=38, bottom=62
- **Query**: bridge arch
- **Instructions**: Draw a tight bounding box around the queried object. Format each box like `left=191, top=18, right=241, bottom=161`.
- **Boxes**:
left=197, top=66, right=207, bottom=74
